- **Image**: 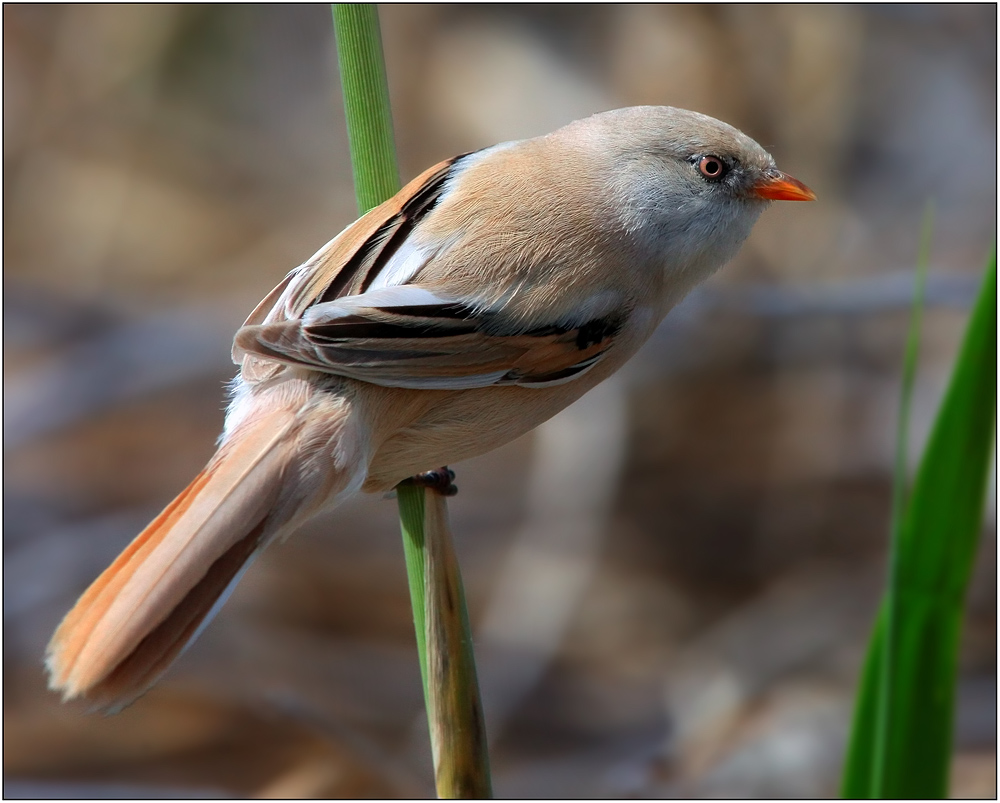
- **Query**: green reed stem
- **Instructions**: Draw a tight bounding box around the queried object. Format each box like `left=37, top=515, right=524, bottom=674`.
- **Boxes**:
left=332, top=6, right=492, bottom=797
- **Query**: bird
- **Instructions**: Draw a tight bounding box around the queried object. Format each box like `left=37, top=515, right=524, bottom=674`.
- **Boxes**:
left=45, top=106, right=815, bottom=711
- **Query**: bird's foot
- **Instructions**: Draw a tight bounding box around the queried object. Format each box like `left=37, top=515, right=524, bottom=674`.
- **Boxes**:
left=410, top=467, right=458, bottom=496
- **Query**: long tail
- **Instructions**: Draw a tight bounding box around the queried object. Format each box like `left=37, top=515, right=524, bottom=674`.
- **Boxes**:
left=45, top=389, right=358, bottom=711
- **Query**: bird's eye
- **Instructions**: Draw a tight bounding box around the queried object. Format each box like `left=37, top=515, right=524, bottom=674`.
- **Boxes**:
left=697, top=155, right=727, bottom=181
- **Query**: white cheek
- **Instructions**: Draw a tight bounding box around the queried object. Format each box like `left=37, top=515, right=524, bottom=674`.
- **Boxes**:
left=701, top=203, right=764, bottom=266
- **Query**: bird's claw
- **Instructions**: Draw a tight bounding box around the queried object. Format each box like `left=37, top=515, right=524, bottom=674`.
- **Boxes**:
left=410, top=467, right=458, bottom=496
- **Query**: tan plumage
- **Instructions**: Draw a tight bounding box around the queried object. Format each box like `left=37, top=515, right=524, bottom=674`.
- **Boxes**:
left=46, top=106, right=814, bottom=710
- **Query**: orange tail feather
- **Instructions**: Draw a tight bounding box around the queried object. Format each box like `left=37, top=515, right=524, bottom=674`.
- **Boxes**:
left=80, top=516, right=266, bottom=711
left=46, top=410, right=300, bottom=710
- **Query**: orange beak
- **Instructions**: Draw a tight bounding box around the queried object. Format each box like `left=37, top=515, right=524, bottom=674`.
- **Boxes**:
left=753, top=169, right=816, bottom=202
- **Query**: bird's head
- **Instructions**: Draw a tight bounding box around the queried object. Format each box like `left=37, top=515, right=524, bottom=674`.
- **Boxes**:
left=567, top=106, right=815, bottom=289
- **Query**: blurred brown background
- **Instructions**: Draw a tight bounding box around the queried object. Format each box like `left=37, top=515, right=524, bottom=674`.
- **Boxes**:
left=4, top=4, right=996, bottom=798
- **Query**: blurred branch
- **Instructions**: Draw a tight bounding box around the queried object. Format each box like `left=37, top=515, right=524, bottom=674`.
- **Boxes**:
left=680, top=270, right=980, bottom=320
left=4, top=271, right=980, bottom=451
left=3, top=299, right=234, bottom=450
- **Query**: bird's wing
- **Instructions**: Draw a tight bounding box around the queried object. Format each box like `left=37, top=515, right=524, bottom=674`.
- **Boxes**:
left=234, top=152, right=628, bottom=390
left=236, top=285, right=625, bottom=389
left=234, top=155, right=467, bottom=380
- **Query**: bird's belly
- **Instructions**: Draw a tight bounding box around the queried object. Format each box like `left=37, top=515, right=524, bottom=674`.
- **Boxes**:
left=360, top=363, right=617, bottom=493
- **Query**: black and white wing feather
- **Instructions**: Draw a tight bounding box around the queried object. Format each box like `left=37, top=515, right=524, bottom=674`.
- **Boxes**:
left=234, top=153, right=627, bottom=390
